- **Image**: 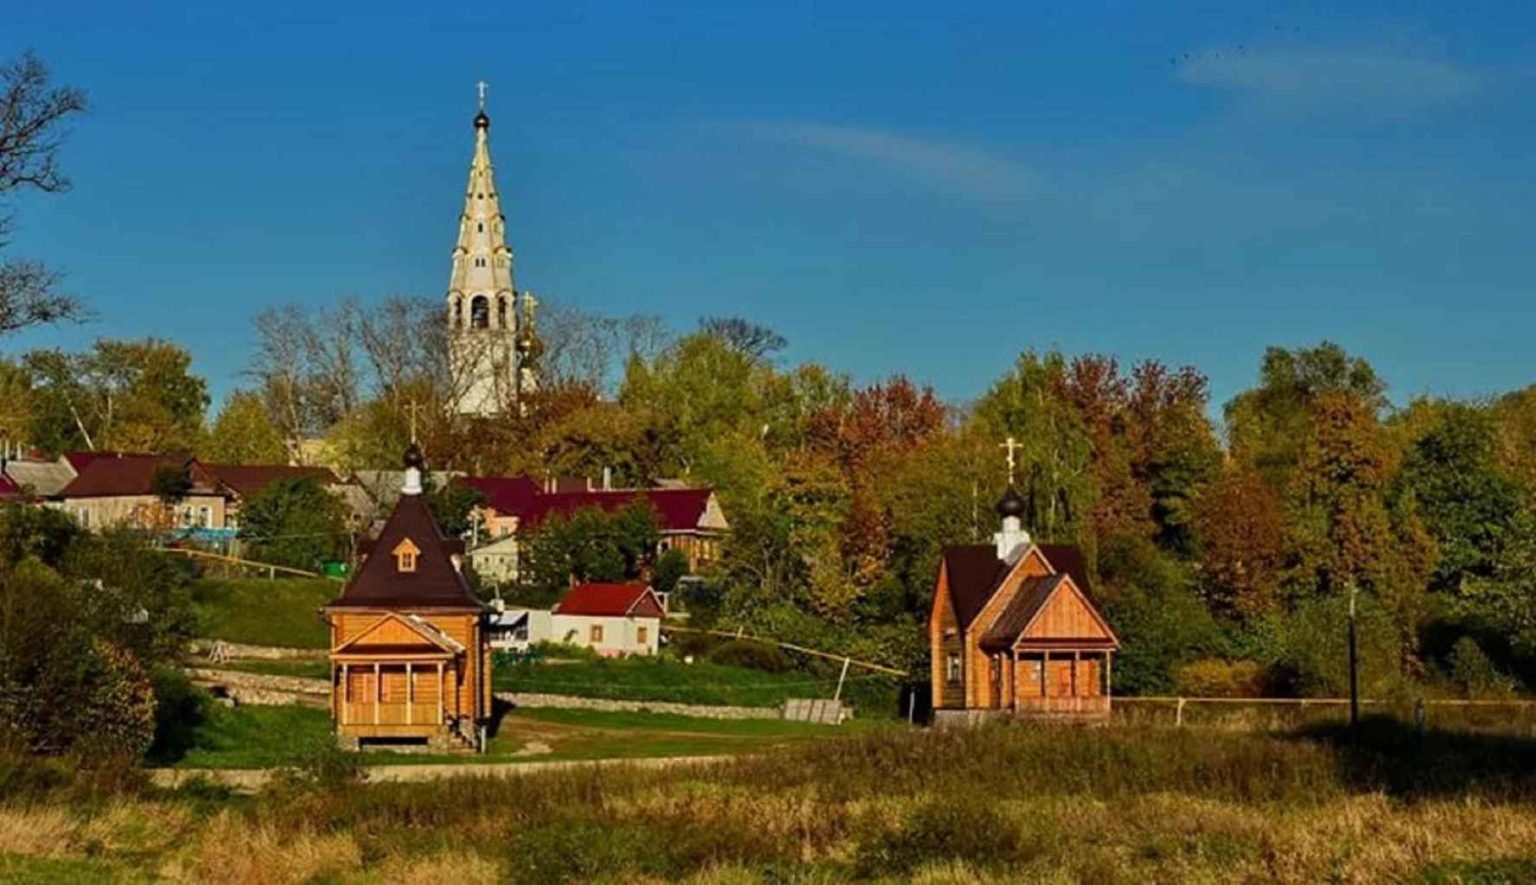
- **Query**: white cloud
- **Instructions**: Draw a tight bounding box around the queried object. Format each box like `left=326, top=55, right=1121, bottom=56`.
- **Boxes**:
left=1178, top=47, right=1481, bottom=117
left=750, top=120, right=1039, bottom=200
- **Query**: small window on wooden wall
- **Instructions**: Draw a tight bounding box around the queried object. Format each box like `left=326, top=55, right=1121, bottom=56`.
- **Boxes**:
left=392, top=538, right=421, bottom=573
left=946, top=653, right=961, bottom=683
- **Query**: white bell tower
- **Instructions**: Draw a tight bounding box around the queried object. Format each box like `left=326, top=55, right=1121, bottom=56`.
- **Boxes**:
left=448, top=82, right=519, bottom=417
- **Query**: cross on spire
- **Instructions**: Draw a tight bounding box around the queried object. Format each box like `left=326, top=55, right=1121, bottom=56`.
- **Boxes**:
left=999, top=436, right=1023, bottom=486
left=476, top=80, right=488, bottom=111
left=405, top=400, right=422, bottom=444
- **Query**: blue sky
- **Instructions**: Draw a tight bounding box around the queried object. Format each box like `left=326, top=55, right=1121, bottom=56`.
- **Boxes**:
left=4, top=1, right=1534, bottom=411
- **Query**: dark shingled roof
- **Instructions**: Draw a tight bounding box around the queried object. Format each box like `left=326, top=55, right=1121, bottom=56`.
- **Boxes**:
left=980, top=574, right=1065, bottom=651
left=941, top=542, right=1093, bottom=630
left=204, top=464, right=340, bottom=499
left=327, top=493, right=483, bottom=610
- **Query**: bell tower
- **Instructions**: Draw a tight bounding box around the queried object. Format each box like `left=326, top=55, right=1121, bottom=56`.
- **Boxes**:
left=448, top=83, right=520, bottom=417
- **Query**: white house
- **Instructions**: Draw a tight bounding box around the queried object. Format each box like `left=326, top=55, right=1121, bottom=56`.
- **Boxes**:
left=551, top=583, right=665, bottom=657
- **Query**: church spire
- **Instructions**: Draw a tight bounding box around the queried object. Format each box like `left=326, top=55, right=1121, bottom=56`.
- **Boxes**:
left=448, top=82, right=519, bottom=417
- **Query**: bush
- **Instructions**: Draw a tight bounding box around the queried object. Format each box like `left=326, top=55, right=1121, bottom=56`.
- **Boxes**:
left=146, top=669, right=210, bottom=765
left=708, top=639, right=790, bottom=673
left=1448, top=636, right=1516, bottom=699
left=858, top=795, right=1028, bottom=876
left=1175, top=659, right=1267, bottom=698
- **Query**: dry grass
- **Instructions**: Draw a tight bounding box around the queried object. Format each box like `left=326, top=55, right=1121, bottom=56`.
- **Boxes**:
left=5, top=721, right=1536, bottom=881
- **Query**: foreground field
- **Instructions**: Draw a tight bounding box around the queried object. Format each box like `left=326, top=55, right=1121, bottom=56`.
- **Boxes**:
left=9, top=718, right=1536, bottom=882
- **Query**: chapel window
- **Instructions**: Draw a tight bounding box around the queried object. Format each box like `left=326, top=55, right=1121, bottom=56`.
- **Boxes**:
left=946, top=653, right=962, bottom=683
left=471, top=296, right=490, bottom=329
left=590, top=624, right=604, bottom=644
left=393, top=538, right=421, bottom=573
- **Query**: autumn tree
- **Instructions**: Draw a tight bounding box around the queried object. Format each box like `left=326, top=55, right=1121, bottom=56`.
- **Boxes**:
left=1193, top=464, right=1286, bottom=620
left=1225, top=342, right=1387, bottom=485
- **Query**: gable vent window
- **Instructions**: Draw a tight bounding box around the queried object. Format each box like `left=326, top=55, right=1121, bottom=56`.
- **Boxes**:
left=392, top=538, right=421, bottom=573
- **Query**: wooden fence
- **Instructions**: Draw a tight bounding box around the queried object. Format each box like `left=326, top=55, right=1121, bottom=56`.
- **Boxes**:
left=1116, top=695, right=1536, bottom=728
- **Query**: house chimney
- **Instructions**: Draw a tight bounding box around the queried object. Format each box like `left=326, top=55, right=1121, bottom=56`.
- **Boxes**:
left=602, top=466, right=612, bottom=491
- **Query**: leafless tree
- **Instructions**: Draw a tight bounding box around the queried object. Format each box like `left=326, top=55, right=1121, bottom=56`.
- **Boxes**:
left=0, top=51, right=88, bottom=334
left=698, top=316, right=786, bottom=360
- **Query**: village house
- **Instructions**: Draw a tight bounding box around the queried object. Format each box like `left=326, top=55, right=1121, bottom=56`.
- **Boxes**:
left=323, top=444, right=492, bottom=751
left=929, top=443, right=1120, bottom=723
left=463, top=474, right=729, bottom=583
left=52, top=452, right=344, bottom=534
left=485, top=583, right=665, bottom=656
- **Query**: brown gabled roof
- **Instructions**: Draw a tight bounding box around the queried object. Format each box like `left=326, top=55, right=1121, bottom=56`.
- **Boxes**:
left=58, top=454, right=218, bottom=499
left=326, top=493, right=483, bottom=611
left=940, top=542, right=1094, bottom=631
left=942, top=545, right=1010, bottom=629
left=204, top=464, right=340, bottom=499
left=980, top=574, right=1064, bottom=651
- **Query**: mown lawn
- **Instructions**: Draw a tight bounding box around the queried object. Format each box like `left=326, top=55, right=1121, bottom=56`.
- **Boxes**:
left=494, top=653, right=899, bottom=712
left=217, top=659, right=331, bottom=680
left=162, top=700, right=850, bottom=769
left=190, top=578, right=337, bottom=649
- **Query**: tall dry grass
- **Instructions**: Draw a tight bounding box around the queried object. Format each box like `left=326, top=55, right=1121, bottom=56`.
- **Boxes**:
left=5, top=719, right=1536, bottom=881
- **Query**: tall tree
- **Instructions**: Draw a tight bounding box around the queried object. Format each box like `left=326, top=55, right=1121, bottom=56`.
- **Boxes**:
left=0, top=52, right=88, bottom=336
left=203, top=390, right=288, bottom=464
left=25, top=338, right=208, bottom=454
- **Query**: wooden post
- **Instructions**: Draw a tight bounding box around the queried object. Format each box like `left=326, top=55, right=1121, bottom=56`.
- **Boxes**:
left=374, top=662, right=381, bottom=725
left=436, top=662, right=444, bottom=724
left=1011, top=649, right=1020, bottom=713
left=1104, top=652, right=1112, bottom=697
left=406, top=662, right=413, bottom=725
left=1176, top=697, right=1186, bottom=727
left=339, top=663, right=348, bottom=725
left=833, top=656, right=852, bottom=703
left=1040, top=651, right=1048, bottom=700
left=1071, top=650, right=1080, bottom=698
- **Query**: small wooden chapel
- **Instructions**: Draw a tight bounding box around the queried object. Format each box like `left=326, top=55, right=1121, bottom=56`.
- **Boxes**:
left=323, top=443, right=492, bottom=751
left=929, top=440, right=1120, bottom=723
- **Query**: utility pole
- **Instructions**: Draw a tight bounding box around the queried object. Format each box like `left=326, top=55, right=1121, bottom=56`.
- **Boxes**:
left=1348, top=582, right=1360, bottom=746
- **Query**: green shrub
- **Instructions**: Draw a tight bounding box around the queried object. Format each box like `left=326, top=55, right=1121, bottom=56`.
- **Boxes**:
left=858, top=795, right=1027, bottom=876
left=1175, top=658, right=1267, bottom=698
left=707, top=638, right=790, bottom=673
left=1448, top=636, right=1516, bottom=699
left=146, top=668, right=210, bottom=765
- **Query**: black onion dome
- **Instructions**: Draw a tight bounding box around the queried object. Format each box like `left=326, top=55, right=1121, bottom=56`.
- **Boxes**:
left=996, top=485, right=1027, bottom=519
left=403, top=441, right=425, bottom=470
left=474, top=110, right=490, bottom=129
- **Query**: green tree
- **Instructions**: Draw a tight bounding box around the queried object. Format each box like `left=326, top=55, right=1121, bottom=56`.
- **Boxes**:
left=239, top=476, right=348, bottom=571
left=519, top=502, right=660, bottom=603
left=204, top=390, right=288, bottom=464
left=1225, top=341, right=1387, bottom=485
left=25, top=338, right=209, bottom=454
left=1394, top=400, right=1523, bottom=594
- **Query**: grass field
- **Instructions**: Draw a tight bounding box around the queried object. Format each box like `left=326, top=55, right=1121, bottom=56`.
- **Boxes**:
left=190, top=578, right=336, bottom=649
left=494, top=653, right=901, bottom=713
left=12, top=717, right=1536, bottom=882
left=161, top=700, right=850, bottom=769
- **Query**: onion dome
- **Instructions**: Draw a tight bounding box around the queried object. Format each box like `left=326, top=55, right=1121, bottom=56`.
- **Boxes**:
left=474, top=110, right=490, bottom=130
left=403, top=441, right=425, bottom=470
left=996, top=485, right=1027, bottom=519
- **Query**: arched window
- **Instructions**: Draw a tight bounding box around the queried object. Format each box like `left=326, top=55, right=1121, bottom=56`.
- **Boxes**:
left=452, top=296, right=463, bottom=329
left=471, top=295, right=490, bottom=329
left=497, top=295, right=509, bottom=328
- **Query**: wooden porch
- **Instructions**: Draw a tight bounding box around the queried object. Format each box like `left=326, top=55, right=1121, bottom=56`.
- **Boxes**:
left=332, top=657, right=460, bottom=740
left=987, top=647, right=1115, bottom=719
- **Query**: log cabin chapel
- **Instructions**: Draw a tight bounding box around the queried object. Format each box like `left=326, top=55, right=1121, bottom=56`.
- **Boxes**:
left=324, top=443, right=492, bottom=752
left=929, top=439, right=1120, bottom=723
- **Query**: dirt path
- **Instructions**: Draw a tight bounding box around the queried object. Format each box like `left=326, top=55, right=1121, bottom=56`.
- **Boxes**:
left=150, top=753, right=736, bottom=792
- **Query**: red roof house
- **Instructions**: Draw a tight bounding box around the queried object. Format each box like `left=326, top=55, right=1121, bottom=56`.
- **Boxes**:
left=550, top=582, right=666, bottom=656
